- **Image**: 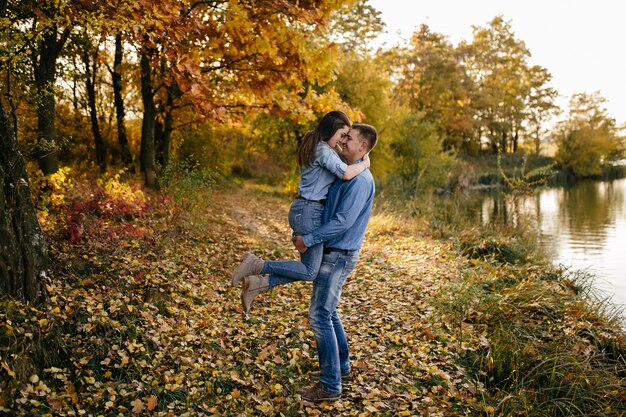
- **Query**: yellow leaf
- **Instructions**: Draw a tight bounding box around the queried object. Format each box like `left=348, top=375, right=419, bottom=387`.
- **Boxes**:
left=38, top=318, right=48, bottom=326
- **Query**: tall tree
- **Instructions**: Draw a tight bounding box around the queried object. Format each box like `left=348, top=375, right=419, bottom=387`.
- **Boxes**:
left=326, top=0, right=385, bottom=54
left=524, top=65, right=560, bottom=155
left=79, top=34, right=107, bottom=170
left=0, top=100, right=48, bottom=301
left=391, top=25, right=475, bottom=153
left=327, top=0, right=387, bottom=125
left=111, top=33, right=132, bottom=166
left=139, top=45, right=158, bottom=188
left=31, top=2, right=72, bottom=174
left=4, top=0, right=111, bottom=173
left=0, top=1, right=49, bottom=301
left=460, top=16, right=532, bottom=153
left=554, top=92, right=624, bottom=177
left=155, top=84, right=177, bottom=168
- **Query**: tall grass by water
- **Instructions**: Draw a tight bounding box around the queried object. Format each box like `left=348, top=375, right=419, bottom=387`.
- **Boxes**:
left=404, top=191, right=626, bottom=416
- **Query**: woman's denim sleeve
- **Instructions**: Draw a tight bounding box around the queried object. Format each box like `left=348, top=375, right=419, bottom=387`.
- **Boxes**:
left=316, top=144, right=347, bottom=178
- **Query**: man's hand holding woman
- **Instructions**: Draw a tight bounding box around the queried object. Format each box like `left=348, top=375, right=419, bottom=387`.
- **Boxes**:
left=292, top=235, right=308, bottom=254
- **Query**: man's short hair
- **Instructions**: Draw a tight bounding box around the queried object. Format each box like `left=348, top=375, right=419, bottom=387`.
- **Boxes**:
left=352, top=123, right=378, bottom=151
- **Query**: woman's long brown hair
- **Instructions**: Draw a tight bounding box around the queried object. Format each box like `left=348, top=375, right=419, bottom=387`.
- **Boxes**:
left=297, top=111, right=351, bottom=167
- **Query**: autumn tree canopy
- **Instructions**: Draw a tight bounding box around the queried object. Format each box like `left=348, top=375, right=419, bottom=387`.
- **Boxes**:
left=554, top=92, right=625, bottom=177
left=2, top=0, right=355, bottom=185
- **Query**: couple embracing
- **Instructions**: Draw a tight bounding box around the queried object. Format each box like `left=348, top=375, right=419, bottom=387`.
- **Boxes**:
left=231, top=111, right=378, bottom=402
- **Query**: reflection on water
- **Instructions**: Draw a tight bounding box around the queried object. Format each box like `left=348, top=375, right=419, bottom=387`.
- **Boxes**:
left=463, top=178, right=626, bottom=310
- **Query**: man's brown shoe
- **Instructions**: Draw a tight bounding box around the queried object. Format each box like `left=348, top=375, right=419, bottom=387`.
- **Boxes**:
left=241, top=275, right=269, bottom=317
left=231, top=252, right=264, bottom=286
left=297, top=382, right=340, bottom=402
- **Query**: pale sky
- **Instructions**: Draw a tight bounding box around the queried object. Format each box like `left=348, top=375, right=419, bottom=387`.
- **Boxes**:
left=369, top=0, right=626, bottom=125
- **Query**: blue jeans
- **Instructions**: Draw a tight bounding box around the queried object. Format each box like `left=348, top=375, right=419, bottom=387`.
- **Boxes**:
left=263, top=198, right=325, bottom=288
left=309, top=250, right=358, bottom=394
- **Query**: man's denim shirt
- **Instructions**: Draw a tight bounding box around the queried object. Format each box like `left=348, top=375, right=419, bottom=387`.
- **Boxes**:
left=303, top=165, right=375, bottom=251
left=297, top=142, right=347, bottom=201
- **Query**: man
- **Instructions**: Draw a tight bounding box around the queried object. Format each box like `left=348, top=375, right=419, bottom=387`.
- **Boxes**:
left=239, top=123, right=377, bottom=401
left=291, top=123, right=377, bottom=402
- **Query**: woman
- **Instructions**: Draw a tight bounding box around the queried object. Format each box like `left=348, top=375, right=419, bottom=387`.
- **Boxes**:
left=231, top=111, right=370, bottom=316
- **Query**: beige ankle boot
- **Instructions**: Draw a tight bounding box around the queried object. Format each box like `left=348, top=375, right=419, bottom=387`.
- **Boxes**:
left=241, top=275, right=269, bottom=317
left=231, top=252, right=264, bottom=286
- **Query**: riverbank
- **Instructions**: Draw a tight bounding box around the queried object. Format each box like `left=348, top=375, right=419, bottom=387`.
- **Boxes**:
left=444, top=227, right=626, bottom=415
left=1, top=177, right=624, bottom=415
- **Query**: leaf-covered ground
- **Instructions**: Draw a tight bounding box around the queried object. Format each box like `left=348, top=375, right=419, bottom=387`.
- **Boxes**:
left=0, top=180, right=518, bottom=415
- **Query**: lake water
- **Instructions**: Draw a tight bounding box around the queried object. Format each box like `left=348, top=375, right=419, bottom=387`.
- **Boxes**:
left=461, top=177, right=626, bottom=312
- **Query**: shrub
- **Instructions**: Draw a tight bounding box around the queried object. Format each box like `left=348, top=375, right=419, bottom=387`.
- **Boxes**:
left=388, top=113, right=458, bottom=194
left=159, top=158, right=219, bottom=230
left=457, top=228, right=536, bottom=265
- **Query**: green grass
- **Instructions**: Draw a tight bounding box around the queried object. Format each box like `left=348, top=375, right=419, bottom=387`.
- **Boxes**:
left=435, top=229, right=626, bottom=416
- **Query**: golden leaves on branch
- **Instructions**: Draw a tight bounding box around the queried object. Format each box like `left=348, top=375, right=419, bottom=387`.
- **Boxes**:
left=124, top=0, right=350, bottom=121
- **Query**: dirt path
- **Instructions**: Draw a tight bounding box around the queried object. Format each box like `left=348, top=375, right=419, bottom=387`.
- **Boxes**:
left=191, top=184, right=474, bottom=416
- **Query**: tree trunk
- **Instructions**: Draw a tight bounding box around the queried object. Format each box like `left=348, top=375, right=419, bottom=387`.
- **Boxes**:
left=500, top=129, right=507, bottom=154
left=34, top=31, right=59, bottom=175
left=0, top=101, right=48, bottom=302
left=140, top=49, right=157, bottom=189
left=33, top=25, right=68, bottom=175
left=156, top=86, right=175, bottom=169
left=489, top=129, right=498, bottom=153
left=161, top=109, right=172, bottom=169
left=155, top=120, right=164, bottom=166
left=113, top=34, right=132, bottom=167
left=513, top=130, right=519, bottom=153
left=83, top=50, right=106, bottom=171
left=5, top=44, right=18, bottom=139
left=534, top=126, right=541, bottom=155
